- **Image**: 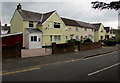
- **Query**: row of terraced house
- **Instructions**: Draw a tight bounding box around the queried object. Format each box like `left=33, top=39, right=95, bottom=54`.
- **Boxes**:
left=10, top=4, right=115, bottom=49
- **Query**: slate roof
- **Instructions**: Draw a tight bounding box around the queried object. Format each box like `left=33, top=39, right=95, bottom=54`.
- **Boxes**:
left=61, top=17, right=80, bottom=27
left=77, top=21, right=95, bottom=29
left=26, top=28, right=42, bottom=33
left=104, top=27, right=110, bottom=32
left=92, top=23, right=102, bottom=31
left=18, top=9, right=55, bottom=25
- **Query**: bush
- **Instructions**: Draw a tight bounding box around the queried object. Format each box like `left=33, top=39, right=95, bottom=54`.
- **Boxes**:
left=103, top=40, right=117, bottom=46
left=83, top=38, right=93, bottom=43
left=99, top=40, right=105, bottom=42
left=116, top=36, right=120, bottom=44
left=67, top=39, right=80, bottom=43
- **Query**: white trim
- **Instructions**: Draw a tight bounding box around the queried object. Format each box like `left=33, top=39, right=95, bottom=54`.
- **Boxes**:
left=40, top=14, right=43, bottom=22
left=1, top=32, right=23, bottom=37
left=42, top=11, right=66, bottom=27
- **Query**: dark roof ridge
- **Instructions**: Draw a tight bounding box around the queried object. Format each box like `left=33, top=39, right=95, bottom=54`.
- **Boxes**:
left=43, top=10, right=56, bottom=14
left=20, top=9, right=43, bottom=15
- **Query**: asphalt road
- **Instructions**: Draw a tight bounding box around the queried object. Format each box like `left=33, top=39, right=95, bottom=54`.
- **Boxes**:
left=2, top=50, right=120, bottom=81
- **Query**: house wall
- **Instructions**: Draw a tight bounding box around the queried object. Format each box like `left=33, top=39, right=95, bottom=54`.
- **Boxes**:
left=25, top=30, right=29, bottom=48
left=66, top=26, right=81, bottom=40
left=94, top=24, right=106, bottom=42
left=66, top=26, right=94, bottom=42
left=11, top=10, right=23, bottom=34
left=37, top=12, right=67, bottom=46
left=10, top=10, right=39, bottom=47
left=81, top=27, right=94, bottom=42
left=23, top=21, right=38, bottom=47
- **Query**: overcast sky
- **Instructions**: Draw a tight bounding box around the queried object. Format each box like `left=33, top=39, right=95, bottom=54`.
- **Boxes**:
left=1, top=0, right=119, bottom=29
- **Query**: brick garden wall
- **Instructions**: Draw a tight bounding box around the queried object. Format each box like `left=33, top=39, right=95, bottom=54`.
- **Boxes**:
left=52, top=42, right=75, bottom=54
left=78, top=42, right=101, bottom=51
left=2, top=43, right=21, bottom=59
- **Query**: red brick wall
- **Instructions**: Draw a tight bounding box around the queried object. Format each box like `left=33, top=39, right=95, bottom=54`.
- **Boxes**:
left=79, top=42, right=101, bottom=51
left=52, top=43, right=75, bottom=54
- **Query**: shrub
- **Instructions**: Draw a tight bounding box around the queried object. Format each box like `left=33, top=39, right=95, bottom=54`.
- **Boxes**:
left=67, top=39, right=80, bottom=43
left=103, top=40, right=117, bottom=46
left=67, top=39, right=74, bottom=43
left=83, top=38, right=93, bottom=43
left=116, top=36, right=120, bottom=44
left=99, top=40, right=105, bottom=42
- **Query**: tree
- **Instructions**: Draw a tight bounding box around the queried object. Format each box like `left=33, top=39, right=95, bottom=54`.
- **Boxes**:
left=91, top=1, right=120, bottom=10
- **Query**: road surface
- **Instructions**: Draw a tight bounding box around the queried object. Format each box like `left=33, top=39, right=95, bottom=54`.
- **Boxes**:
left=2, top=50, right=120, bottom=81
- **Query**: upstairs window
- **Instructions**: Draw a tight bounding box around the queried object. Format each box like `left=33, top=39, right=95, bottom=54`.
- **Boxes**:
left=29, top=21, right=34, bottom=27
left=85, top=28, right=87, bottom=31
left=54, top=22, right=60, bottom=28
left=76, top=27, right=79, bottom=31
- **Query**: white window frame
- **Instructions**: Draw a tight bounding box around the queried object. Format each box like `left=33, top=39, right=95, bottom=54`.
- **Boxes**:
left=76, top=36, right=79, bottom=40
left=31, top=36, right=37, bottom=42
left=54, top=35, right=61, bottom=42
left=29, top=21, right=34, bottom=27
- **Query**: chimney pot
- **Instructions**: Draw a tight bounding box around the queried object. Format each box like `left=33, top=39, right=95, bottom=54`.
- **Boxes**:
left=5, top=24, right=7, bottom=27
left=17, top=3, right=22, bottom=10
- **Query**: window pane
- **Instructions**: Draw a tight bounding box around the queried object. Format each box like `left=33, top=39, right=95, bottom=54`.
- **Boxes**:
left=50, top=35, right=52, bottom=41
left=54, top=22, right=60, bottom=28
left=76, top=27, right=78, bottom=31
left=39, top=38, right=41, bottom=42
left=34, top=36, right=37, bottom=41
left=29, top=21, right=33, bottom=27
left=31, top=36, right=33, bottom=41
left=54, top=35, right=60, bottom=42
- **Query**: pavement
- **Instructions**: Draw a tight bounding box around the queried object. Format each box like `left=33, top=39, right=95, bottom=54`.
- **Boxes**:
left=21, top=48, right=52, bottom=58
left=2, top=44, right=120, bottom=72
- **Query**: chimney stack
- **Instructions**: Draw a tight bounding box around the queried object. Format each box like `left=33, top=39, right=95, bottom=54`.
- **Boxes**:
left=17, top=3, right=22, bottom=10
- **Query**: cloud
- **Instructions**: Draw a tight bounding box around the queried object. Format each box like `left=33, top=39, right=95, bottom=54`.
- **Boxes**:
left=1, top=1, right=118, bottom=28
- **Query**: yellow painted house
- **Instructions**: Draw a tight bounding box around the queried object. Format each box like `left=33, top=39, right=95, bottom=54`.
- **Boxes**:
left=11, top=4, right=66, bottom=48
left=61, top=18, right=95, bottom=42
left=11, top=3, right=112, bottom=49
left=104, top=27, right=116, bottom=39
left=92, top=23, right=106, bottom=42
